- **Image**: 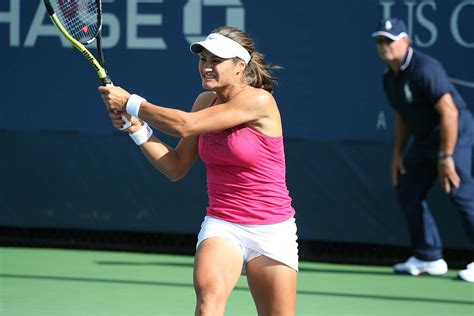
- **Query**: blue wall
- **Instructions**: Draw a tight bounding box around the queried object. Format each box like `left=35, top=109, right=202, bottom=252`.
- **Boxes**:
left=1, top=0, right=473, bottom=248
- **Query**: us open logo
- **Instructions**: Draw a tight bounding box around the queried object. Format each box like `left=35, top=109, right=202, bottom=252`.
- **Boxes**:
left=379, top=0, right=474, bottom=89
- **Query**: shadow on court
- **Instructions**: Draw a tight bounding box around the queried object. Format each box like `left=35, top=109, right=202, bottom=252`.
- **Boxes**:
left=299, top=266, right=394, bottom=276
left=94, top=260, right=194, bottom=268
left=94, top=260, right=395, bottom=276
left=94, top=260, right=398, bottom=277
left=1, top=273, right=472, bottom=306
left=94, top=260, right=467, bottom=282
left=93, top=260, right=426, bottom=278
left=296, top=289, right=474, bottom=306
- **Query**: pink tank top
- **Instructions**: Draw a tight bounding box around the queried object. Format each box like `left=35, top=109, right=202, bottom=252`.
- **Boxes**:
left=198, top=111, right=295, bottom=224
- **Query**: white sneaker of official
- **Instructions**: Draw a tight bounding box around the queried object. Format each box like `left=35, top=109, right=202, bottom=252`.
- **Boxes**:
left=393, top=256, right=448, bottom=276
left=457, top=262, right=474, bottom=282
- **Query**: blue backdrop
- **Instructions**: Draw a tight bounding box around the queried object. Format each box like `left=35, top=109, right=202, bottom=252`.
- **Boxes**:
left=1, top=0, right=473, bottom=249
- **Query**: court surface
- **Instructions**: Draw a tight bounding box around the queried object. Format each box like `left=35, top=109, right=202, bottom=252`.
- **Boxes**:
left=1, top=247, right=473, bottom=315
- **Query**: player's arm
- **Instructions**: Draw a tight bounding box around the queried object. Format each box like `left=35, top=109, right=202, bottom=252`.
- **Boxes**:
left=130, top=92, right=213, bottom=181
left=138, top=88, right=272, bottom=137
left=99, top=86, right=273, bottom=137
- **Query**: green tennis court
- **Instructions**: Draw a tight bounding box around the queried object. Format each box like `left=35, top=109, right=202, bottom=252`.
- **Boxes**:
left=1, top=247, right=472, bottom=315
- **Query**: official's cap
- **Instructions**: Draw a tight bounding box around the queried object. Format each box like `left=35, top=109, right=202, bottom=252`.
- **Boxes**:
left=371, top=18, right=408, bottom=40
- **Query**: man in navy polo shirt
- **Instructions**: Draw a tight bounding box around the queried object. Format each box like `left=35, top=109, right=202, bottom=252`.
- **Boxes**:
left=372, top=17, right=474, bottom=282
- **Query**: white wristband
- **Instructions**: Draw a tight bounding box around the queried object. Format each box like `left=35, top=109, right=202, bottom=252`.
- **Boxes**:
left=126, top=94, right=147, bottom=118
left=129, top=122, right=153, bottom=145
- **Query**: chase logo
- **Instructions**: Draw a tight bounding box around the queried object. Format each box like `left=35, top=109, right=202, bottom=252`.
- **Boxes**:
left=183, top=0, right=246, bottom=43
left=0, top=0, right=245, bottom=48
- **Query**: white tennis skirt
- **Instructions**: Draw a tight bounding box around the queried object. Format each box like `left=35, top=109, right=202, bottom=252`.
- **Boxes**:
left=196, top=216, right=299, bottom=273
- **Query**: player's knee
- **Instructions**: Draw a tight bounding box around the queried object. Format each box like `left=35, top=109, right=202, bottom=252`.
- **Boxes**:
left=195, top=285, right=229, bottom=313
left=256, top=304, right=295, bottom=316
left=196, top=288, right=227, bottom=304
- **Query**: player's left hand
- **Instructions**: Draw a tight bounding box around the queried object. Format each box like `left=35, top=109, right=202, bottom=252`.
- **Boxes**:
left=98, top=86, right=131, bottom=112
left=438, top=156, right=460, bottom=193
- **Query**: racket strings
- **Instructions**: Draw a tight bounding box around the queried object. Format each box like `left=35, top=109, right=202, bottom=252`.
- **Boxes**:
left=51, top=0, right=100, bottom=44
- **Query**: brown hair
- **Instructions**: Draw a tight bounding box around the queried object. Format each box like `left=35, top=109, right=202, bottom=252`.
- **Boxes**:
left=211, top=26, right=282, bottom=93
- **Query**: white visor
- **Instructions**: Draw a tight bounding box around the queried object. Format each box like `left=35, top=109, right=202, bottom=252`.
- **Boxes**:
left=190, top=33, right=251, bottom=64
left=371, top=31, right=408, bottom=41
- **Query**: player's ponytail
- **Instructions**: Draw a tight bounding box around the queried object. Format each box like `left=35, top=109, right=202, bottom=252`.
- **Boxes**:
left=212, top=26, right=282, bottom=93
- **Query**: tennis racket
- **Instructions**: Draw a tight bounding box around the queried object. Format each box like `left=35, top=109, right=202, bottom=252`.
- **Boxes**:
left=43, top=0, right=131, bottom=129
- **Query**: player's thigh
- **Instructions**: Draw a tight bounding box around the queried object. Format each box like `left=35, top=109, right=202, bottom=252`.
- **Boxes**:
left=246, top=255, right=297, bottom=316
left=193, top=237, right=243, bottom=297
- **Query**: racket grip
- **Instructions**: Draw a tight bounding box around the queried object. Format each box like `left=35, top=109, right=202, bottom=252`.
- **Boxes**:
left=103, top=80, right=132, bottom=130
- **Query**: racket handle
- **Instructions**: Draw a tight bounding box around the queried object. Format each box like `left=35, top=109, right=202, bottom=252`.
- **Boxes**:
left=103, top=79, right=132, bottom=130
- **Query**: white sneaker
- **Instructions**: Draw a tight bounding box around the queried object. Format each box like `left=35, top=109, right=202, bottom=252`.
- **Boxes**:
left=457, top=262, right=474, bottom=282
left=393, top=256, right=448, bottom=276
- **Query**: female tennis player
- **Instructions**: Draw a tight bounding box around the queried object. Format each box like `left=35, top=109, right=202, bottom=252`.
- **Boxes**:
left=99, top=26, right=298, bottom=316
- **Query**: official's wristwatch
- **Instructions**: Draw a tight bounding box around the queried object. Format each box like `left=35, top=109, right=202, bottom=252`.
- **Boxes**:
left=438, top=151, right=453, bottom=164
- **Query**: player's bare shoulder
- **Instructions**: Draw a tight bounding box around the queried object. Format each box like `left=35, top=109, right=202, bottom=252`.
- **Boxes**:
left=237, top=86, right=277, bottom=113
left=255, top=88, right=277, bottom=109
left=250, top=86, right=274, bottom=101
left=239, top=87, right=282, bottom=136
left=253, top=87, right=280, bottom=121
left=192, top=91, right=216, bottom=112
